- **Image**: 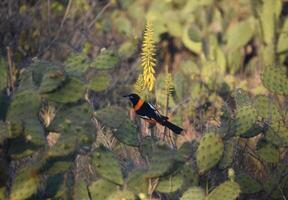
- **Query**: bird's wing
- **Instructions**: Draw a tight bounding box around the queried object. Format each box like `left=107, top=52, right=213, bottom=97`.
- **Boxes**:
left=147, top=102, right=162, bottom=117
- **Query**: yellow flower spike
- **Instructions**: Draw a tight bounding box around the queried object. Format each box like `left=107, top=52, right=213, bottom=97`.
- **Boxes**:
left=141, top=21, right=157, bottom=91
left=134, top=74, right=145, bottom=94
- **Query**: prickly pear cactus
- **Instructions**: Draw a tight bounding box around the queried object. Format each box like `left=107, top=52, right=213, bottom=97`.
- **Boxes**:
left=232, top=105, right=258, bottom=136
left=261, top=65, right=288, bottom=95
left=44, top=77, right=85, bottom=103
left=266, top=121, right=288, bottom=147
left=89, top=179, right=117, bottom=200
left=10, top=166, right=40, bottom=200
left=38, top=70, right=67, bottom=94
left=91, top=146, right=124, bottom=185
left=156, top=174, right=184, bottom=193
left=236, top=173, right=262, bottom=194
left=91, top=50, right=119, bottom=70
left=254, top=95, right=282, bottom=122
left=180, top=187, right=205, bottom=200
left=107, top=190, right=136, bottom=200
left=127, top=169, right=148, bottom=194
left=88, top=73, right=111, bottom=92
left=256, top=139, right=280, bottom=163
left=206, top=180, right=241, bottom=200
left=145, top=144, right=179, bottom=178
left=94, top=106, right=139, bottom=146
left=196, top=132, right=224, bottom=174
left=73, top=180, right=90, bottom=200
left=219, top=138, right=236, bottom=169
left=0, top=121, right=7, bottom=144
left=232, top=88, right=251, bottom=108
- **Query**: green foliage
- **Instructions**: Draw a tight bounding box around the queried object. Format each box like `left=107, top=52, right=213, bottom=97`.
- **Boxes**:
left=180, top=187, right=205, bottom=200
left=127, top=169, right=148, bottom=194
left=39, top=70, right=67, bottom=94
left=256, top=139, right=279, bottom=163
left=94, top=107, right=139, bottom=146
left=91, top=146, right=124, bottom=185
left=107, top=190, right=136, bottom=200
left=91, top=50, right=119, bottom=70
left=88, top=73, right=111, bottom=92
left=156, top=174, right=184, bottom=193
left=236, top=173, right=262, bottom=194
left=196, top=132, right=224, bottom=174
left=254, top=95, right=281, bottom=122
left=261, top=65, right=288, bottom=96
left=44, top=77, right=85, bottom=103
left=89, top=179, right=117, bottom=200
left=219, top=138, right=236, bottom=169
left=206, top=180, right=241, bottom=200
left=73, top=180, right=90, bottom=200
left=0, top=59, right=7, bottom=91
left=10, top=166, right=39, bottom=200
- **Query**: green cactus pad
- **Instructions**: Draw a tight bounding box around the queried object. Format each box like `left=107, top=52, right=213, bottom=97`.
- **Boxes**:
left=47, top=134, right=79, bottom=157
left=91, top=50, right=119, bottom=70
left=177, top=141, right=197, bottom=162
left=38, top=70, right=67, bottom=94
left=94, top=107, right=139, bottom=146
left=232, top=88, right=251, bottom=108
left=0, top=187, right=5, bottom=200
left=232, top=105, right=258, bottom=136
left=178, top=164, right=199, bottom=189
left=44, top=77, right=85, bottom=103
left=7, top=89, right=40, bottom=123
left=65, top=52, right=90, bottom=75
left=145, top=144, right=179, bottom=178
left=91, top=146, right=124, bottom=185
left=219, top=138, right=236, bottom=169
left=196, top=132, right=224, bottom=174
left=156, top=174, right=184, bottom=193
left=236, top=173, right=262, bottom=194
left=42, top=160, right=72, bottom=176
left=0, top=59, right=7, bottom=91
left=89, top=179, right=117, bottom=200
left=254, top=95, right=282, bottom=122
left=139, top=136, right=154, bottom=158
left=206, top=180, right=241, bottom=200
left=73, top=180, right=90, bottom=200
left=88, top=73, right=111, bottom=92
left=256, top=139, right=279, bottom=163
left=127, top=169, right=148, bottom=194
left=10, top=167, right=39, bottom=200
left=107, top=190, right=136, bottom=200
left=0, top=121, right=8, bottom=144
left=45, top=172, right=70, bottom=199
left=266, top=121, right=288, bottom=147
left=261, top=65, right=288, bottom=95
left=180, top=187, right=205, bottom=200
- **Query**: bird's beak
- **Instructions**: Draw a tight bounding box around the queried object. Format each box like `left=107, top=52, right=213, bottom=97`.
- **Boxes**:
left=122, top=95, right=129, bottom=97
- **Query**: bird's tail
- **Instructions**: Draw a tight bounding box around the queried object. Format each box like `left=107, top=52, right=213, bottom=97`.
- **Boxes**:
left=162, top=120, right=183, bottom=134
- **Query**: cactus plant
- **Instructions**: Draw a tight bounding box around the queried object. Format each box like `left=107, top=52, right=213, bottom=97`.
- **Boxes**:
left=256, top=139, right=280, bottom=163
left=91, top=50, right=119, bottom=70
left=254, top=95, right=282, bottom=122
left=127, top=169, right=148, bottom=194
left=89, top=179, right=117, bottom=200
left=196, top=132, right=224, bottom=174
left=206, top=180, right=241, bottom=200
left=38, top=70, right=67, bottom=94
left=236, top=172, right=262, bottom=194
left=219, top=138, right=236, bottom=169
left=94, top=107, right=139, bottom=146
left=261, top=65, right=288, bottom=96
left=88, top=73, right=111, bottom=92
left=107, top=190, right=136, bottom=200
left=180, top=187, right=205, bottom=200
left=73, top=180, right=90, bottom=200
left=156, top=174, right=184, bottom=193
left=91, top=146, right=124, bottom=185
left=10, top=166, right=40, bottom=200
left=177, top=164, right=199, bottom=190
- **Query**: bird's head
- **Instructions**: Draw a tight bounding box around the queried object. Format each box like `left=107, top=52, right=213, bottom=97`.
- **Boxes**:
left=123, top=93, right=140, bottom=105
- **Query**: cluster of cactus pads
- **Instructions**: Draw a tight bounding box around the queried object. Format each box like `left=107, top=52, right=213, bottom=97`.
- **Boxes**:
left=0, top=56, right=288, bottom=199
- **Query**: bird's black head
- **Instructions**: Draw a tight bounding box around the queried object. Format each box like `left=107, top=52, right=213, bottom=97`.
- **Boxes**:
left=123, top=93, right=140, bottom=105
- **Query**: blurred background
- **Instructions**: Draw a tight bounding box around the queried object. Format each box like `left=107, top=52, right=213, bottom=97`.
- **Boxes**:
left=0, top=0, right=288, bottom=199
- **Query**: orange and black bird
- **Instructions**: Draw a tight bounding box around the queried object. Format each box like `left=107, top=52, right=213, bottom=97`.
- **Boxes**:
left=123, top=93, right=183, bottom=134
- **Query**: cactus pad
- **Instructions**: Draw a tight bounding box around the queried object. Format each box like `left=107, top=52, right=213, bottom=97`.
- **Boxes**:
left=44, top=77, right=85, bottom=103
left=236, top=173, right=262, bottom=194
left=219, top=138, right=236, bottom=169
left=88, top=73, right=111, bottom=92
left=266, top=121, right=288, bottom=147
left=256, top=139, right=280, bottom=163
left=254, top=95, right=282, bottom=122
left=156, top=174, right=184, bottom=193
left=94, top=107, right=139, bottom=146
left=10, top=167, right=39, bottom=200
left=178, top=164, right=199, bottom=189
left=206, top=180, right=241, bottom=200
left=232, top=105, right=257, bottom=136
left=39, top=70, right=67, bottom=94
left=91, top=146, right=124, bottom=185
left=73, top=180, right=90, bottom=200
left=0, top=121, right=7, bottom=144
left=91, top=50, right=119, bottom=70
left=127, top=169, right=148, bottom=194
left=180, top=187, right=205, bottom=200
left=145, top=144, right=179, bottom=178
left=196, top=132, right=224, bottom=174
left=107, top=190, right=136, bottom=200
left=261, top=65, right=288, bottom=95
left=89, top=179, right=117, bottom=200
left=232, top=88, right=251, bottom=108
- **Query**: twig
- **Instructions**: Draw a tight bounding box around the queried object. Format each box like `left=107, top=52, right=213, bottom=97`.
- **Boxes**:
left=88, top=2, right=112, bottom=29
left=6, top=47, right=14, bottom=94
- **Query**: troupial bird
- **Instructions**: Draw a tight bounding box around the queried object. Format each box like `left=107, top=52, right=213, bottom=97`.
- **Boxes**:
left=123, top=93, right=183, bottom=134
